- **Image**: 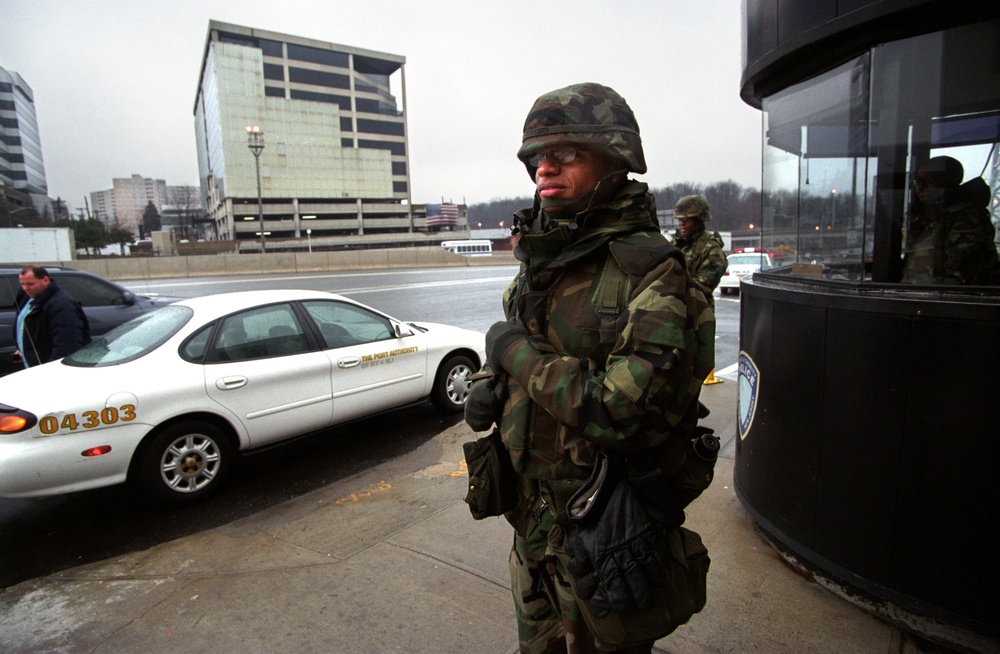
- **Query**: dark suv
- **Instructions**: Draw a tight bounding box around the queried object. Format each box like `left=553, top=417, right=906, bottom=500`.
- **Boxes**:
left=1, top=266, right=179, bottom=376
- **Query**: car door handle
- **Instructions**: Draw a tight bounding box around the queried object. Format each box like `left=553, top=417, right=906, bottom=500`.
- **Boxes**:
left=216, top=376, right=248, bottom=390
left=337, top=357, right=361, bottom=369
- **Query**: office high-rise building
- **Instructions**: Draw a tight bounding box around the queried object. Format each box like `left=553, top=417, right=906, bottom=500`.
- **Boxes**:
left=0, top=66, right=48, bottom=214
left=194, top=21, right=423, bottom=246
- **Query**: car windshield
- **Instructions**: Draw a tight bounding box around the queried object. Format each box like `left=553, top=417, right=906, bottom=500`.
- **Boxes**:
left=730, top=254, right=771, bottom=267
left=64, top=305, right=193, bottom=367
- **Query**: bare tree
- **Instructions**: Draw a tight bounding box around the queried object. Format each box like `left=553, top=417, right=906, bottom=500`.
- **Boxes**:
left=173, top=185, right=202, bottom=241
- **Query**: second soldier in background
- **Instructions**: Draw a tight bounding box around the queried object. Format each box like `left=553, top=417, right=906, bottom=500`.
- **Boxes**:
left=670, top=195, right=728, bottom=305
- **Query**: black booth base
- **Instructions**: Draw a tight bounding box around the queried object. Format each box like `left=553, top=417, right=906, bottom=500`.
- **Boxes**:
left=735, top=481, right=999, bottom=654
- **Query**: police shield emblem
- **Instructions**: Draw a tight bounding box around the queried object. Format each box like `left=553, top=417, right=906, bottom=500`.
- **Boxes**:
left=737, top=351, right=759, bottom=441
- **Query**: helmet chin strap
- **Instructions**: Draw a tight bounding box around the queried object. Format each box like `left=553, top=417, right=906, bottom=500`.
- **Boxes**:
left=539, top=168, right=628, bottom=227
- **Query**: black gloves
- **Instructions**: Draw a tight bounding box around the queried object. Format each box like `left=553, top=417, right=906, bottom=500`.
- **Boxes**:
left=485, top=319, right=529, bottom=372
left=565, top=452, right=684, bottom=618
left=464, top=374, right=508, bottom=432
left=465, top=319, right=527, bottom=432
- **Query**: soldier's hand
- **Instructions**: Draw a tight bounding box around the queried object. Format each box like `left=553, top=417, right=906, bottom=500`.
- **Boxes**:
left=485, top=319, right=529, bottom=373
left=464, top=375, right=508, bottom=432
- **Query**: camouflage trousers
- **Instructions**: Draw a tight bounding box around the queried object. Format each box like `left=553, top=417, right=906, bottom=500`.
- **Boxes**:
left=509, top=498, right=655, bottom=654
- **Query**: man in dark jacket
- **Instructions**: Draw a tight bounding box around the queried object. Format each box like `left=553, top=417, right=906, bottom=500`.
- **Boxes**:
left=13, top=265, right=90, bottom=368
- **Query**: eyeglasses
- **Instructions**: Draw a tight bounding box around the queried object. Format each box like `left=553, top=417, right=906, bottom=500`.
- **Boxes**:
left=527, top=149, right=578, bottom=168
left=910, top=177, right=940, bottom=190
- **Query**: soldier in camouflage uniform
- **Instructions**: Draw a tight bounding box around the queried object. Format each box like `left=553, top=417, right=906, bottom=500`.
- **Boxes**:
left=670, top=195, right=728, bottom=305
left=464, top=83, right=716, bottom=653
left=901, top=156, right=998, bottom=285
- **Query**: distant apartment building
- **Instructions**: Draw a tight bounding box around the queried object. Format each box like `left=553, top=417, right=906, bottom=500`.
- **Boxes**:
left=193, top=21, right=459, bottom=248
left=90, top=174, right=165, bottom=234
left=0, top=65, right=49, bottom=216
left=115, top=175, right=165, bottom=234
left=90, top=179, right=204, bottom=238
left=89, top=188, right=116, bottom=226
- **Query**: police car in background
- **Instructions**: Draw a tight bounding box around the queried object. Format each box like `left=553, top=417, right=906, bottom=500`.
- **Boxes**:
left=0, top=289, right=485, bottom=506
left=0, top=266, right=179, bottom=377
left=719, top=249, right=776, bottom=295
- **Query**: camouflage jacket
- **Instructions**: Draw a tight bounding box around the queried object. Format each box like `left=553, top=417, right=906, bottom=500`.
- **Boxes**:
left=671, top=226, right=728, bottom=301
left=495, top=181, right=716, bottom=482
left=901, top=199, right=998, bottom=285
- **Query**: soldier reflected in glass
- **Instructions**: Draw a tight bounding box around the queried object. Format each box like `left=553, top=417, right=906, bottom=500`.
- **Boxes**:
left=901, top=155, right=998, bottom=285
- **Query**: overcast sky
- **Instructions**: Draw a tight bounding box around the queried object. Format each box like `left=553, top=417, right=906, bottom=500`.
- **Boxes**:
left=1, top=0, right=762, bottom=214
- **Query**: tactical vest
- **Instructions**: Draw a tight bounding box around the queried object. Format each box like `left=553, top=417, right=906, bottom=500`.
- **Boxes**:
left=589, top=245, right=636, bottom=363
left=505, top=232, right=663, bottom=370
left=500, top=229, right=692, bottom=481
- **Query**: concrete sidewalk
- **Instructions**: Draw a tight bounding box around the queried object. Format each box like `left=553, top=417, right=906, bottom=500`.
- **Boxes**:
left=0, top=375, right=969, bottom=653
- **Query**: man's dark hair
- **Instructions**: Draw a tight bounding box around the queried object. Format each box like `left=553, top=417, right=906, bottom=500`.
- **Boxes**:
left=20, top=265, right=49, bottom=279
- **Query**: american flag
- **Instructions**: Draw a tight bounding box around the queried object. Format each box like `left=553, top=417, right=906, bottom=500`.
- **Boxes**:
left=426, top=203, right=459, bottom=227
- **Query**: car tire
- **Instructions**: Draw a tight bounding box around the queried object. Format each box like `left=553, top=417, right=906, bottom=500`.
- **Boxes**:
left=135, top=420, right=233, bottom=505
left=430, top=354, right=475, bottom=413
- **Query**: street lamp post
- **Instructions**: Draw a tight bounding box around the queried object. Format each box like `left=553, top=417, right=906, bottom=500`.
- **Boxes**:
left=245, top=125, right=265, bottom=253
left=4, top=205, right=33, bottom=228
left=830, top=188, right=837, bottom=231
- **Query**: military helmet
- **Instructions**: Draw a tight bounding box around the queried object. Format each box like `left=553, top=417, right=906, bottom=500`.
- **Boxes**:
left=918, top=156, right=964, bottom=189
left=517, top=82, right=646, bottom=179
left=675, top=195, right=712, bottom=222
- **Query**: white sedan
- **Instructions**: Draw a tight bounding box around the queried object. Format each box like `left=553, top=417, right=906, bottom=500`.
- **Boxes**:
left=0, top=290, right=485, bottom=505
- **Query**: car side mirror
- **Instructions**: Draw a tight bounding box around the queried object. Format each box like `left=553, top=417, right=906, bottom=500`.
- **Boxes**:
left=393, top=322, right=414, bottom=338
left=121, top=291, right=137, bottom=306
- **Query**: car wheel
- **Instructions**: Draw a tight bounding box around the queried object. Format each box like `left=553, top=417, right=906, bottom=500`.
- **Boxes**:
left=430, top=354, right=475, bottom=413
left=135, top=420, right=233, bottom=505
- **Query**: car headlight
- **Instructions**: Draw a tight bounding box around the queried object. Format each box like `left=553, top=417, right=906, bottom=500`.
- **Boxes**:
left=0, top=403, right=37, bottom=434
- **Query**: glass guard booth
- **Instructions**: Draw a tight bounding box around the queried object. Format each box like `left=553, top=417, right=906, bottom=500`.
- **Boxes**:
left=737, top=8, right=999, bottom=648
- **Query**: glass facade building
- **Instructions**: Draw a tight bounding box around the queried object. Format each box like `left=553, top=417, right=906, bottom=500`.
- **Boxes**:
left=194, top=21, right=418, bottom=246
left=0, top=66, right=48, bottom=211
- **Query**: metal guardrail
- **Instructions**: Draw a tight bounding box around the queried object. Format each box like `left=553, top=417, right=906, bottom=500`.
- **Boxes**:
left=47, top=248, right=517, bottom=281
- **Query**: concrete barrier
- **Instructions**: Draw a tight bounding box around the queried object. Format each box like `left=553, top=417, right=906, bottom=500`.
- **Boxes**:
left=61, top=248, right=516, bottom=281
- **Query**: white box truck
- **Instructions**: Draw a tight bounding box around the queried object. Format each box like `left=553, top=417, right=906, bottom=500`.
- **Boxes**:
left=0, top=227, right=75, bottom=264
